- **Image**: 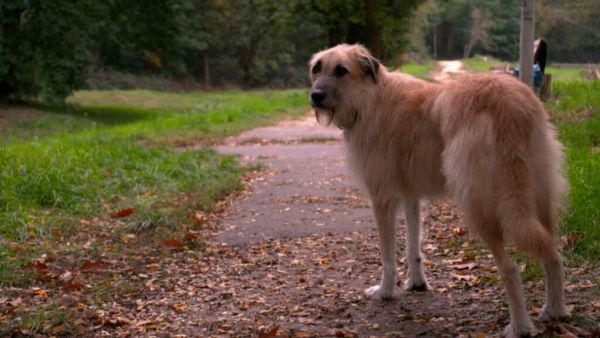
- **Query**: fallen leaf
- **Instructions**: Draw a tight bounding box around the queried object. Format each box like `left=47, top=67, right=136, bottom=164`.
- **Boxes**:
left=122, top=233, right=136, bottom=243
left=51, top=325, right=66, bottom=335
left=158, top=238, right=185, bottom=249
left=453, top=262, right=478, bottom=270
left=81, top=259, right=107, bottom=271
left=184, top=232, right=198, bottom=241
left=452, top=227, right=468, bottom=236
left=577, top=279, right=595, bottom=289
left=22, top=261, right=48, bottom=272
left=62, top=280, right=85, bottom=291
left=32, top=288, right=48, bottom=296
left=172, top=303, right=188, bottom=313
left=8, top=297, right=23, bottom=307
left=145, top=263, right=161, bottom=270
left=111, top=207, right=134, bottom=218
left=560, top=231, right=582, bottom=251
left=258, top=326, right=279, bottom=338
left=108, top=316, right=131, bottom=326
left=58, top=270, right=73, bottom=282
left=193, top=212, right=206, bottom=225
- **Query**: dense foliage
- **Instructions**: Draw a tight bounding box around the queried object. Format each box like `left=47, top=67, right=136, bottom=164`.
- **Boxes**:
left=407, top=0, right=600, bottom=61
left=0, top=0, right=598, bottom=101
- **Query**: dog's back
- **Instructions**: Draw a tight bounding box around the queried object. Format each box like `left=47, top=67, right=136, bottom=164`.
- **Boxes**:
left=431, top=73, right=566, bottom=255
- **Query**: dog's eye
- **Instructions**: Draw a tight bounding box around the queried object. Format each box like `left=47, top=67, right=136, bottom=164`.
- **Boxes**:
left=312, top=61, right=322, bottom=74
left=334, top=65, right=349, bottom=77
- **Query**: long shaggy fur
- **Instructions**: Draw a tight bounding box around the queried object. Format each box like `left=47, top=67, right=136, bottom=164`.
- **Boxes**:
left=309, top=44, right=568, bottom=337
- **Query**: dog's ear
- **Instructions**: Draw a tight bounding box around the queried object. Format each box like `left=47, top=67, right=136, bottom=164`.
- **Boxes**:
left=357, top=54, right=380, bottom=83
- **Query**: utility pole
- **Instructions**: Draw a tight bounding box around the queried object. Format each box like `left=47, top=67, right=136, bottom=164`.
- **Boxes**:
left=519, top=0, right=535, bottom=88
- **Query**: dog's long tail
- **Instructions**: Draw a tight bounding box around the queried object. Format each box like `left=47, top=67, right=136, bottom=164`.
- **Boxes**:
left=494, top=118, right=565, bottom=258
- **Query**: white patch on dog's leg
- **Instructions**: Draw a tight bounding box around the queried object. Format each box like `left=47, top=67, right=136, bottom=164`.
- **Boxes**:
left=541, top=251, right=567, bottom=321
left=365, top=199, right=398, bottom=300
left=404, top=199, right=429, bottom=291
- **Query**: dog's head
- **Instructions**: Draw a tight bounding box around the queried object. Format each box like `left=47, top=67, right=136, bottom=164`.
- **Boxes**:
left=309, top=44, right=380, bottom=129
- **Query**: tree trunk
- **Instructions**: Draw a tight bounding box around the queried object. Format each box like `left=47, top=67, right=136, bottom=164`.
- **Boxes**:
left=328, top=27, right=342, bottom=47
left=432, top=25, right=438, bottom=59
left=0, top=6, right=23, bottom=100
left=203, top=52, right=210, bottom=89
left=445, top=25, right=454, bottom=58
left=365, top=0, right=382, bottom=59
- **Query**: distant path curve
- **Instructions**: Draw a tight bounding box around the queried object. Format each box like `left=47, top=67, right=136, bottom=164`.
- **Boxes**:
left=430, top=60, right=464, bottom=81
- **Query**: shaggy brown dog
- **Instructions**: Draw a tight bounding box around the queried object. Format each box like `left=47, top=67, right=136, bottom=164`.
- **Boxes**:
left=308, top=44, right=567, bottom=337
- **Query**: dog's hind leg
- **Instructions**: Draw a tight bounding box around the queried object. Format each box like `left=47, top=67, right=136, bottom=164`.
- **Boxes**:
left=540, top=250, right=567, bottom=321
left=404, top=198, right=429, bottom=291
left=365, top=198, right=399, bottom=300
left=534, top=185, right=566, bottom=321
left=482, top=232, right=535, bottom=338
left=531, top=124, right=568, bottom=321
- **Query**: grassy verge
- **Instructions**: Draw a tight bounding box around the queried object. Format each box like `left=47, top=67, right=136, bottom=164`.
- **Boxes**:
left=399, top=61, right=436, bottom=79
left=0, top=89, right=308, bottom=284
left=462, top=55, right=503, bottom=72
left=548, top=80, right=600, bottom=260
left=546, top=66, right=587, bottom=82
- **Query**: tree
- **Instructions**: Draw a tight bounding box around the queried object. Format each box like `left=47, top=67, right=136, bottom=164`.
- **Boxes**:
left=0, top=1, right=98, bottom=102
left=93, top=0, right=181, bottom=74
left=463, top=7, right=492, bottom=58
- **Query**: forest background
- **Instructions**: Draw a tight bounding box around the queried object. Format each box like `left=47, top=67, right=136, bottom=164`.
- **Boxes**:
left=1, top=0, right=599, bottom=103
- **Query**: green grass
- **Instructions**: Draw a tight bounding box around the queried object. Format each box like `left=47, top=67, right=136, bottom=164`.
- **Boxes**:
left=462, top=55, right=502, bottom=72
left=546, top=66, right=587, bottom=82
left=548, top=80, right=600, bottom=260
left=399, top=61, right=436, bottom=79
left=0, top=88, right=308, bottom=284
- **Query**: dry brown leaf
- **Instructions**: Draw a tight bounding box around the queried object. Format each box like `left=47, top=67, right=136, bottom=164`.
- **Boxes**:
left=258, top=326, right=279, bottom=338
left=62, top=280, right=85, bottom=291
left=184, top=232, right=198, bottom=241
left=122, top=233, right=136, bottom=243
left=51, top=325, right=66, bottom=335
left=80, top=258, right=107, bottom=271
left=159, top=238, right=185, bottom=249
left=193, top=212, right=206, bottom=225
left=172, top=303, right=188, bottom=313
left=32, top=288, right=48, bottom=296
left=453, top=262, right=478, bottom=270
left=452, top=227, right=468, bottom=236
left=110, top=207, right=135, bottom=218
left=22, top=261, right=48, bottom=272
left=58, top=270, right=73, bottom=282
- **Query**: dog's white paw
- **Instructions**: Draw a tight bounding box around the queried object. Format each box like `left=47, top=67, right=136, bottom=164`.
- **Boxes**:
left=540, top=303, right=568, bottom=322
left=502, top=322, right=534, bottom=338
left=364, top=285, right=394, bottom=300
left=404, top=278, right=430, bottom=292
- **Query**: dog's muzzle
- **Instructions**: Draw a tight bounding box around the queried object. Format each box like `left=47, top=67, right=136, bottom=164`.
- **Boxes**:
left=310, top=90, right=327, bottom=108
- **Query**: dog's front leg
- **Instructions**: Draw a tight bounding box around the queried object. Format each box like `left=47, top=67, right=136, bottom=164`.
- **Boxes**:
left=365, top=198, right=399, bottom=300
left=404, top=199, right=429, bottom=291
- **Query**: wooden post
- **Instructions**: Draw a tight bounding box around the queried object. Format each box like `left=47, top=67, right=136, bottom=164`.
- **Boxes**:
left=540, top=74, right=552, bottom=101
left=519, top=0, right=535, bottom=88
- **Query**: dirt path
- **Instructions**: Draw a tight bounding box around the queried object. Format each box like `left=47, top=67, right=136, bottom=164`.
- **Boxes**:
left=430, top=60, right=465, bottom=82
left=122, top=115, right=597, bottom=337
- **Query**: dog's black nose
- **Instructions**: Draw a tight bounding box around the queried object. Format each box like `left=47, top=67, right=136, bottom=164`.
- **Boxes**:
left=310, top=90, right=326, bottom=103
